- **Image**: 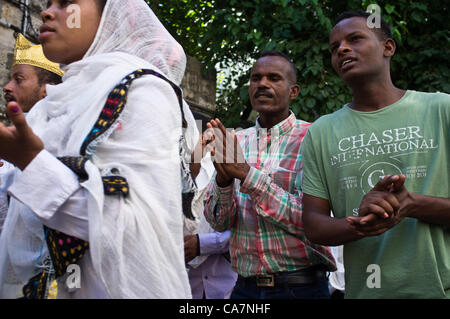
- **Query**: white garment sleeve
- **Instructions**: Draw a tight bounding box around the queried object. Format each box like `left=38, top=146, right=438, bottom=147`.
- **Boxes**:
left=0, top=162, right=16, bottom=234
left=7, top=150, right=90, bottom=241
left=0, top=200, right=6, bottom=234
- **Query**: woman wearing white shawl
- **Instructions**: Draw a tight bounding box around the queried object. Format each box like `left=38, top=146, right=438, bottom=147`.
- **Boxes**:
left=0, top=0, right=197, bottom=298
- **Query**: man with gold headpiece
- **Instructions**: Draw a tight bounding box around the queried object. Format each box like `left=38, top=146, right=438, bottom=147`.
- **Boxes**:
left=0, top=34, right=63, bottom=256
left=3, top=34, right=63, bottom=113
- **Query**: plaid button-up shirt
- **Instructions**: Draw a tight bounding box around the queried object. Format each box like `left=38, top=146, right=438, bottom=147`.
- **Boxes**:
left=204, top=112, right=336, bottom=277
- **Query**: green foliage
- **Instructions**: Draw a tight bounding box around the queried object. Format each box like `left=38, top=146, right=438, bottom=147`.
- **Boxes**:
left=148, top=0, right=449, bottom=127
left=146, top=0, right=214, bottom=63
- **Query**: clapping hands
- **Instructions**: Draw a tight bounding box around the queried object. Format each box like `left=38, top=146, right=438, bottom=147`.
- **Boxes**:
left=347, top=174, right=411, bottom=237
left=204, top=118, right=250, bottom=187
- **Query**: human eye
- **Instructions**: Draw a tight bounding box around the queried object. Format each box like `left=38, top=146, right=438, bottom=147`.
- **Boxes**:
left=46, top=0, right=70, bottom=8
left=47, top=0, right=72, bottom=8
left=60, top=0, right=72, bottom=7
left=250, top=74, right=260, bottom=82
left=351, top=35, right=363, bottom=41
left=14, top=76, right=23, bottom=84
left=269, top=74, right=281, bottom=82
left=330, top=43, right=338, bottom=54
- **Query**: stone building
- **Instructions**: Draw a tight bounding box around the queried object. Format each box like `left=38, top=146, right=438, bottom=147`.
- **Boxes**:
left=0, top=0, right=215, bottom=122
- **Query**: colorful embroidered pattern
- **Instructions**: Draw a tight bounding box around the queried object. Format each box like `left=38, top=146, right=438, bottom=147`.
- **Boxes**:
left=80, top=86, right=126, bottom=156
left=80, top=69, right=186, bottom=157
left=44, top=226, right=89, bottom=277
left=22, top=270, right=51, bottom=299
left=58, top=156, right=89, bottom=181
left=102, top=176, right=129, bottom=196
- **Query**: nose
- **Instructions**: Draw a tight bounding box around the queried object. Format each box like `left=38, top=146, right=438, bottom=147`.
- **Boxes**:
left=337, top=41, right=352, bottom=56
left=40, top=5, right=55, bottom=22
left=257, top=76, right=270, bottom=88
left=3, top=81, right=13, bottom=93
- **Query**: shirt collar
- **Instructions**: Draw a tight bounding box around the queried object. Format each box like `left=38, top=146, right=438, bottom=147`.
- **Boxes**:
left=255, top=111, right=296, bottom=137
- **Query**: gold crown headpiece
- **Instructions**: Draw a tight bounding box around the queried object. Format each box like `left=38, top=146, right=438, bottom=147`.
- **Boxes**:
left=13, top=34, right=64, bottom=77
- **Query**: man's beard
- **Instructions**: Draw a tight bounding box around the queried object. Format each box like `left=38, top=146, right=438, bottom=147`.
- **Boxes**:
left=4, top=87, right=42, bottom=112
left=4, top=93, right=16, bottom=104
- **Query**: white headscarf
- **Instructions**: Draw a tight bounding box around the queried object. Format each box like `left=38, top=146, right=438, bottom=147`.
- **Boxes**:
left=0, top=0, right=197, bottom=298
left=85, top=0, right=186, bottom=85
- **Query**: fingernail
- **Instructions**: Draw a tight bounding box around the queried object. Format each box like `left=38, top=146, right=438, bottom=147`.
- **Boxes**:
left=11, top=106, right=19, bottom=113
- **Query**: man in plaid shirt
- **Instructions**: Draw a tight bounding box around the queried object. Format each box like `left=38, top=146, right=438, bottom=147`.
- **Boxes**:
left=204, top=51, right=336, bottom=299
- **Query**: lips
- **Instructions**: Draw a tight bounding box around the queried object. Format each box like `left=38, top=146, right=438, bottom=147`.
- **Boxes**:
left=40, top=24, right=55, bottom=34
left=254, top=91, right=273, bottom=99
left=4, top=93, right=15, bottom=103
left=38, top=24, right=56, bottom=42
left=339, top=57, right=357, bottom=71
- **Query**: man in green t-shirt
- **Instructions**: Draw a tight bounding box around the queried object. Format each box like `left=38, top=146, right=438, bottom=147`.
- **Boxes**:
left=301, top=10, right=450, bottom=298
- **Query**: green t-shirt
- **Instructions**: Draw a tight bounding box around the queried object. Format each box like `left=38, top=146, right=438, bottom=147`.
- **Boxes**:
left=301, top=90, right=450, bottom=298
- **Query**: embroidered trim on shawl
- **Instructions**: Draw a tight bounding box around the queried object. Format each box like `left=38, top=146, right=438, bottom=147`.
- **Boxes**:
left=58, top=156, right=89, bottom=181
left=44, top=227, right=89, bottom=277
left=102, top=176, right=129, bottom=196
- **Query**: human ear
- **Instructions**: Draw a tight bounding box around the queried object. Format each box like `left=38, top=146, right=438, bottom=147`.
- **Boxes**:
left=383, top=38, right=396, bottom=58
left=39, top=84, right=47, bottom=99
left=289, top=84, right=300, bottom=100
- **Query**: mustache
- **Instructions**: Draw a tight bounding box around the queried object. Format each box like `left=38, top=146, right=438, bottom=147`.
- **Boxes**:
left=4, top=93, right=16, bottom=102
left=254, top=89, right=273, bottom=98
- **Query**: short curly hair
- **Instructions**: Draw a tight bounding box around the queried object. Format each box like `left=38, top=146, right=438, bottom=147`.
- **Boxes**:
left=34, top=66, right=62, bottom=86
left=334, top=10, right=392, bottom=41
left=258, top=50, right=298, bottom=84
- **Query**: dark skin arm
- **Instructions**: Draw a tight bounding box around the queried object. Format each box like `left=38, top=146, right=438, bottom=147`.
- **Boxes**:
left=185, top=120, right=243, bottom=263
left=350, top=174, right=450, bottom=232
left=303, top=175, right=404, bottom=246
left=189, top=128, right=215, bottom=179
left=305, top=174, right=450, bottom=246
left=184, top=234, right=200, bottom=263
left=189, top=135, right=205, bottom=179
left=402, top=193, right=450, bottom=227
left=302, top=194, right=364, bottom=246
